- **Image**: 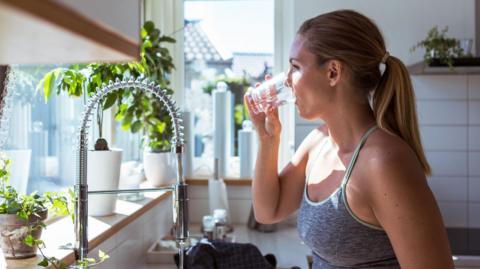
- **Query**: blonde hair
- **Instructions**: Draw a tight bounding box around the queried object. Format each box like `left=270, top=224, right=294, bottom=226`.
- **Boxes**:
left=298, top=10, right=431, bottom=175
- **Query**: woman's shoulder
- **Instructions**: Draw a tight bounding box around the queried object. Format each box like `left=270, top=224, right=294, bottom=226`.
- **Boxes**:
left=358, top=127, right=427, bottom=189
left=363, top=127, right=418, bottom=165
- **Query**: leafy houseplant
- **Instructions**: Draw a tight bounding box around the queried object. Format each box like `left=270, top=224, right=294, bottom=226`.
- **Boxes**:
left=0, top=153, right=63, bottom=263
left=38, top=21, right=176, bottom=153
left=411, top=26, right=465, bottom=68
left=114, top=21, right=176, bottom=152
left=0, top=153, right=107, bottom=268
left=38, top=62, right=144, bottom=151
left=114, top=21, right=176, bottom=186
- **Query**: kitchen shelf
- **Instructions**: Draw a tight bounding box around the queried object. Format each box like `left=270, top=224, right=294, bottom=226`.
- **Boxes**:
left=408, top=61, right=480, bottom=75
left=0, top=0, right=140, bottom=64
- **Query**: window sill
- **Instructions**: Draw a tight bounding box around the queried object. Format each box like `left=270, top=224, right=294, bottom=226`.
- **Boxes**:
left=186, top=177, right=252, bottom=186
left=3, top=178, right=252, bottom=268
left=5, top=189, right=172, bottom=269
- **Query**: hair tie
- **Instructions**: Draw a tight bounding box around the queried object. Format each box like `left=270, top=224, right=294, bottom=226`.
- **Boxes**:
left=381, top=51, right=390, bottom=64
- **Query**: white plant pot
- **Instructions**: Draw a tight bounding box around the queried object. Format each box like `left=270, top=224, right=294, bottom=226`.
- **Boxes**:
left=4, top=149, right=31, bottom=195
left=87, top=149, right=122, bottom=216
left=143, top=151, right=175, bottom=186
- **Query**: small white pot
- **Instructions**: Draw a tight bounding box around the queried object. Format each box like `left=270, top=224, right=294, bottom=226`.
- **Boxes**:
left=143, top=150, right=175, bottom=186
left=87, top=149, right=122, bottom=216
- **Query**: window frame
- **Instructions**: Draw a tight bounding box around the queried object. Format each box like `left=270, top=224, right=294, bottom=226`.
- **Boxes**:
left=144, top=0, right=296, bottom=175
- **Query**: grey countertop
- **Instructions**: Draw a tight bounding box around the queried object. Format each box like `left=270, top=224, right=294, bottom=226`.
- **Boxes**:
left=135, top=223, right=311, bottom=269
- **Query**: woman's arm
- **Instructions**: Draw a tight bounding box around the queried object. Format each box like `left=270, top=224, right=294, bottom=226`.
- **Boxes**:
left=367, top=142, right=453, bottom=269
left=252, top=127, right=318, bottom=224
left=244, top=95, right=318, bottom=224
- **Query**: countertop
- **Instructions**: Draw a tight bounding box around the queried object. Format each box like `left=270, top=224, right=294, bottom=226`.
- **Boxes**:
left=135, top=223, right=311, bottom=269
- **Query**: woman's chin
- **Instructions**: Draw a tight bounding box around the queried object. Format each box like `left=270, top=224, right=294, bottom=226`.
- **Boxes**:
left=297, top=108, right=318, bottom=121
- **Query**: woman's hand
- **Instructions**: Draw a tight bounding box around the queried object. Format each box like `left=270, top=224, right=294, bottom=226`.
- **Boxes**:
left=244, top=76, right=282, bottom=142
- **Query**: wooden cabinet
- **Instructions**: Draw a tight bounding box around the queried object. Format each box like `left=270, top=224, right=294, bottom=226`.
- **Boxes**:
left=0, top=0, right=141, bottom=64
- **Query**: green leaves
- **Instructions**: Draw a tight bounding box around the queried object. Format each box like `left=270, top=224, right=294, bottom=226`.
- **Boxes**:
left=131, top=121, right=142, bottom=133
left=159, top=36, right=176, bottom=43
left=23, top=234, right=34, bottom=247
left=411, top=26, right=464, bottom=68
left=38, top=258, right=49, bottom=267
left=103, top=92, right=117, bottom=110
left=37, top=20, right=176, bottom=151
left=42, top=70, right=56, bottom=102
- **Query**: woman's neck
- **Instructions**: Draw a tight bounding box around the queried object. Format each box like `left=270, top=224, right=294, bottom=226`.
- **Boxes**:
left=322, top=103, right=376, bottom=154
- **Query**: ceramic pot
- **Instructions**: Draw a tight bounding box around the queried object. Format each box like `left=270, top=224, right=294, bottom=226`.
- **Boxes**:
left=143, top=150, right=175, bottom=186
left=87, top=149, right=122, bottom=216
left=0, top=210, right=47, bottom=259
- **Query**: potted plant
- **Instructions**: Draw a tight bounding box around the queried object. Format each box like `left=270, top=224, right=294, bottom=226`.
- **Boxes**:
left=114, top=21, right=177, bottom=186
left=411, top=26, right=465, bottom=68
left=38, top=21, right=177, bottom=191
left=37, top=64, right=138, bottom=216
left=0, top=152, right=109, bottom=268
left=0, top=152, right=68, bottom=260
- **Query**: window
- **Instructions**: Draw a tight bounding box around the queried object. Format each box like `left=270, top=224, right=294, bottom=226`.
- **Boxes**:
left=2, top=66, right=86, bottom=193
left=2, top=66, right=122, bottom=194
left=184, top=0, right=275, bottom=177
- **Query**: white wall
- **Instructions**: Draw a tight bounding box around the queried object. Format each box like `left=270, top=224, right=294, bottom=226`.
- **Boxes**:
left=413, top=74, right=480, bottom=230
left=87, top=198, right=173, bottom=269
left=292, top=0, right=476, bottom=65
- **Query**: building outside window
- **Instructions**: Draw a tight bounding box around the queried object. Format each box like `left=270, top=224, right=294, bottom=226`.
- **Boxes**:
left=0, top=0, right=278, bottom=194
left=184, top=0, right=274, bottom=177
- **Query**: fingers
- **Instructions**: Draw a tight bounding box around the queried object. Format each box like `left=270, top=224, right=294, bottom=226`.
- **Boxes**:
left=265, top=103, right=279, bottom=119
left=244, top=92, right=264, bottom=118
left=244, top=94, right=255, bottom=115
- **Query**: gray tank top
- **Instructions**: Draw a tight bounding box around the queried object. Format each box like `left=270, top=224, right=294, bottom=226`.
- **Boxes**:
left=297, top=126, right=400, bottom=269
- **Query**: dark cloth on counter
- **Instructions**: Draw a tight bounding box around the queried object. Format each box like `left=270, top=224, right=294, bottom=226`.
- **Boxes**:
left=182, top=240, right=275, bottom=269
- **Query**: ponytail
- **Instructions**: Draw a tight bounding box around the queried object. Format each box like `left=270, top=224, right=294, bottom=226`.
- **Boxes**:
left=298, top=10, right=431, bottom=176
left=373, top=56, right=431, bottom=176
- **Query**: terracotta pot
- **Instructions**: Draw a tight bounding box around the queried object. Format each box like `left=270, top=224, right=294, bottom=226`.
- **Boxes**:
left=0, top=210, right=47, bottom=259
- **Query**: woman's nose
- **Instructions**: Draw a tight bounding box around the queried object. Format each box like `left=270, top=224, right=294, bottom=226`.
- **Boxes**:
left=285, top=69, right=293, bottom=88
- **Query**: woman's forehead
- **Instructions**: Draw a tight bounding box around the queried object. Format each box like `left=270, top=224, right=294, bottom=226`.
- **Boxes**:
left=290, top=36, right=315, bottom=63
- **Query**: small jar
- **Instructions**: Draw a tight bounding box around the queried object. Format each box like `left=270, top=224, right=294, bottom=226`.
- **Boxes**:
left=213, top=209, right=228, bottom=240
left=202, top=215, right=215, bottom=241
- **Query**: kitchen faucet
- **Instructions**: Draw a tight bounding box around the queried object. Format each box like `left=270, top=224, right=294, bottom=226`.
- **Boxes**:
left=74, top=78, right=189, bottom=268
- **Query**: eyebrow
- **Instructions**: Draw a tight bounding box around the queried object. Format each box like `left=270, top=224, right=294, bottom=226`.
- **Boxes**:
left=289, top=58, right=299, bottom=64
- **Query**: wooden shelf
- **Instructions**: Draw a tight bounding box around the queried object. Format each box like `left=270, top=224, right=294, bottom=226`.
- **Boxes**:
left=408, top=61, right=480, bottom=75
left=0, top=0, right=140, bottom=64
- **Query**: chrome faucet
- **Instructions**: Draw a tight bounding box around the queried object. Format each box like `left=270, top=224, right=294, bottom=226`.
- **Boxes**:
left=74, top=78, right=189, bottom=268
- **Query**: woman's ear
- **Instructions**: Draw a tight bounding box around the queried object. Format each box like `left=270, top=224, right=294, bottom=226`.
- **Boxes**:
left=326, top=60, right=342, bottom=87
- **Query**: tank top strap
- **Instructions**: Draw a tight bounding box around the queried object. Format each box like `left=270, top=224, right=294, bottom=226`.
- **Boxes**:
left=341, top=125, right=378, bottom=187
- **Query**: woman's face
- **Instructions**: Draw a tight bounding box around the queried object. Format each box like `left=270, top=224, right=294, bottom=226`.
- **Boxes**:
left=287, top=35, right=332, bottom=120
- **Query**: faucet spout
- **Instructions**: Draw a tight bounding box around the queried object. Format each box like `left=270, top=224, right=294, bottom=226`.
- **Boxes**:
left=74, top=78, right=188, bottom=268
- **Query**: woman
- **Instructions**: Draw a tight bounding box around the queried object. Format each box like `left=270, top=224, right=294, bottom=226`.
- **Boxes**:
left=245, top=10, right=453, bottom=269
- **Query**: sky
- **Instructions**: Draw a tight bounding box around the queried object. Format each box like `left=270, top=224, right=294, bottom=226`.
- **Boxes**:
left=184, top=0, right=274, bottom=56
